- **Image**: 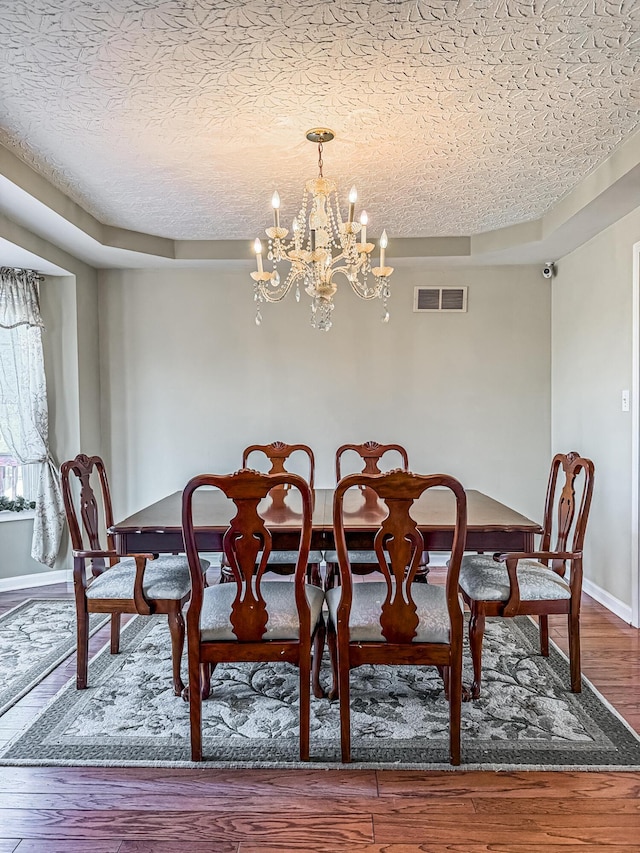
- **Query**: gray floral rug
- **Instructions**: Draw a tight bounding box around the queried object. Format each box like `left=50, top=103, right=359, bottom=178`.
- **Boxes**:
left=0, top=599, right=109, bottom=716
left=2, top=612, right=640, bottom=769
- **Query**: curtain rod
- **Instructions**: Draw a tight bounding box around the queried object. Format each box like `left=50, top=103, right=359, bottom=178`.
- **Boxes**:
left=0, top=267, right=45, bottom=281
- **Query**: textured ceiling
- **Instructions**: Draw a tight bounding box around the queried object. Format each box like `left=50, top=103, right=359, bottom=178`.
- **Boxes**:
left=1, top=0, right=640, bottom=241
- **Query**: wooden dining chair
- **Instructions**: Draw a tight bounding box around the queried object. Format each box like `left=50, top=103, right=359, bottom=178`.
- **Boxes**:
left=220, top=442, right=322, bottom=586
left=61, top=453, right=209, bottom=696
left=458, top=451, right=595, bottom=699
left=182, top=469, right=324, bottom=761
left=327, top=470, right=467, bottom=765
left=325, top=442, right=429, bottom=587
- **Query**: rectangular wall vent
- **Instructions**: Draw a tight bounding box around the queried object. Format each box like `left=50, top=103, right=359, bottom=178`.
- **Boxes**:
left=413, top=286, right=467, bottom=313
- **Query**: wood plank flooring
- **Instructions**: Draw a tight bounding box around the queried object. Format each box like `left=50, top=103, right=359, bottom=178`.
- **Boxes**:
left=0, top=577, right=638, bottom=851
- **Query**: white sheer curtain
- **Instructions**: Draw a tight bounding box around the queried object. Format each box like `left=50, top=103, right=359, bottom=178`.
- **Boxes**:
left=0, top=267, right=65, bottom=566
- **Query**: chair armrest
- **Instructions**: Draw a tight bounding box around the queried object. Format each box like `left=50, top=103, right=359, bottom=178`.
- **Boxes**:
left=132, top=555, right=155, bottom=616
left=494, top=551, right=580, bottom=616
left=493, top=551, right=580, bottom=564
left=73, top=549, right=118, bottom=559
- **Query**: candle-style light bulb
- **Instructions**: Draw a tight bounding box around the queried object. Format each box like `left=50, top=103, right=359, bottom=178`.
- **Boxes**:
left=379, top=229, right=388, bottom=267
left=360, top=210, right=368, bottom=244
left=271, top=191, right=281, bottom=228
left=348, top=185, right=357, bottom=223
left=254, top=237, right=264, bottom=273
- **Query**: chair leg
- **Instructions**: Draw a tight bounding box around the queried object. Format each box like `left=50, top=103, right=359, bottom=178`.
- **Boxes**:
left=449, top=651, right=462, bottom=766
left=338, top=648, right=351, bottom=763
left=437, top=665, right=450, bottom=700
left=188, top=650, right=203, bottom=761
left=110, top=613, right=121, bottom=654
left=167, top=606, right=186, bottom=697
left=308, top=561, right=322, bottom=587
left=75, top=596, right=89, bottom=690
left=327, top=623, right=338, bottom=701
left=325, top=562, right=338, bottom=589
left=299, top=648, right=311, bottom=761
left=200, top=663, right=212, bottom=700
left=469, top=605, right=485, bottom=700
left=568, top=612, right=582, bottom=693
left=312, top=619, right=326, bottom=699
left=539, top=614, right=549, bottom=657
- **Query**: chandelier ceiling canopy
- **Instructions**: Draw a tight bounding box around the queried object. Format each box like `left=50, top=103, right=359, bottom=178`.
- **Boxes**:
left=251, top=129, right=392, bottom=332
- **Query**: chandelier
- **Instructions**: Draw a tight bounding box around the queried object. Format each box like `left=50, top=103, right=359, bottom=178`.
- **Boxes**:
left=251, top=129, right=393, bottom=331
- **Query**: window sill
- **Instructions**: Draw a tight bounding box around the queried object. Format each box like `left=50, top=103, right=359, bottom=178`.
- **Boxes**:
left=0, top=510, right=36, bottom=524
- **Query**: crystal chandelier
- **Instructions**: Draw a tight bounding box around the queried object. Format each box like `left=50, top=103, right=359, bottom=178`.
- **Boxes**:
left=251, top=129, right=393, bottom=331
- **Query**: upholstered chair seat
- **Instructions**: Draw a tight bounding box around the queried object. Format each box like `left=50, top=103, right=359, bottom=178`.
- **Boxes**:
left=262, top=550, right=324, bottom=567
left=326, top=582, right=450, bottom=644
left=324, top=549, right=375, bottom=565
left=86, top=555, right=210, bottom=601
left=200, top=581, right=325, bottom=641
left=459, top=555, right=571, bottom=603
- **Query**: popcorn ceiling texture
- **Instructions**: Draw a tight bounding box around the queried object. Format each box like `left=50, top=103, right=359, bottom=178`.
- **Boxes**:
left=1, top=0, right=639, bottom=240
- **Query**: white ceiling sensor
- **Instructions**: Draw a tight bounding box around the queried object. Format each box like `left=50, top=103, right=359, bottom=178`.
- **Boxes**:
left=413, top=287, right=468, bottom=313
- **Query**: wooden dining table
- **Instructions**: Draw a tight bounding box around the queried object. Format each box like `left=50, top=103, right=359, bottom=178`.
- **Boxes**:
left=109, top=486, right=541, bottom=556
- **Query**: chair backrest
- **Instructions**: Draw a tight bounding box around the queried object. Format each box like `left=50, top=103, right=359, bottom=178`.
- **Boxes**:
left=242, top=442, right=315, bottom=490
left=61, top=453, right=114, bottom=556
left=540, top=452, right=595, bottom=563
left=182, top=469, right=313, bottom=642
left=335, top=441, right=409, bottom=482
left=333, top=470, right=467, bottom=644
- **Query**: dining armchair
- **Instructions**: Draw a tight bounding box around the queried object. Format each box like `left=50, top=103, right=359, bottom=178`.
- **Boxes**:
left=61, top=453, right=209, bottom=696
left=458, top=451, right=595, bottom=699
left=327, top=469, right=467, bottom=765
left=182, top=468, right=324, bottom=761
left=325, top=442, right=429, bottom=587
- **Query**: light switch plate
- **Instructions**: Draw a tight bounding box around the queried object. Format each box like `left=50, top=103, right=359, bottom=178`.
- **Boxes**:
left=622, top=389, right=630, bottom=412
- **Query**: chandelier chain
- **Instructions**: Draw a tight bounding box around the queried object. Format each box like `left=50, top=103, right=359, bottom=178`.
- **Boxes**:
left=318, top=142, right=324, bottom=178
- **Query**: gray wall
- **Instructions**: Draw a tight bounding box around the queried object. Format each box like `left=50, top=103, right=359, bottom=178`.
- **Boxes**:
left=98, top=263, right=551, bottom=526
left=552, top=205, right=640, bottom=610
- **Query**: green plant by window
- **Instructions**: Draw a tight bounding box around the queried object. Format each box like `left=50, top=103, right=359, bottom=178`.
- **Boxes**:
left=0, top=495, right=36, bottom=512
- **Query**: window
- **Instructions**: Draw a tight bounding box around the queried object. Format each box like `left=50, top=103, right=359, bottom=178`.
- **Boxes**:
left=0, top=432, right=38, bottom=505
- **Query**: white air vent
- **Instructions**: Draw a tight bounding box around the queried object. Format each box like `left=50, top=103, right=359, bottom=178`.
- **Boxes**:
left=413, top=287, right=467, bottom=313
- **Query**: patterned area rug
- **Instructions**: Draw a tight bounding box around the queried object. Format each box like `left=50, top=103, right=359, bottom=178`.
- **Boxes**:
left=0, top=599, right=109, bottom=716
left=2, top=611, right=639, bottom=769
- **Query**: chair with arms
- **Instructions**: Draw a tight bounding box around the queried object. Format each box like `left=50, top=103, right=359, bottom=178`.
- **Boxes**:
left=61, top=453, right=209, bottom=696
left=182, top=468, right=324, bottom=761
left=324, top=442, right=429, bottom=587
left=327, top=470, right=467, bottom=765
left=458, top=451, right=595, bottom=699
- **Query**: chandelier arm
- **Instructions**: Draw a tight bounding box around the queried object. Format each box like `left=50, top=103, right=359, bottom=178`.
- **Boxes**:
left=256, top=277, right=298, bottom=303
left=348, top=281, right=384, bottom=300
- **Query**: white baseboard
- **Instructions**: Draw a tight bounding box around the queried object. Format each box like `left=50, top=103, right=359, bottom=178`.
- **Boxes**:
left=582, top=576, right=634, bottom=626
left=0, top=569, right=71, bottom=593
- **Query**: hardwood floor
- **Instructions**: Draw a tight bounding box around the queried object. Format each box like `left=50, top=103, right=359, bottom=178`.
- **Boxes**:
left=0, top=577, right=638, bottom=851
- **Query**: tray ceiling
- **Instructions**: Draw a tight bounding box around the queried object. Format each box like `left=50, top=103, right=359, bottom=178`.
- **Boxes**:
left=1, top=0, right=639, bottom=242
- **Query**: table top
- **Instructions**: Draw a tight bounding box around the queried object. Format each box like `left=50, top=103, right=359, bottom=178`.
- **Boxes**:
left=110, top=487, right=541, bottom=535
